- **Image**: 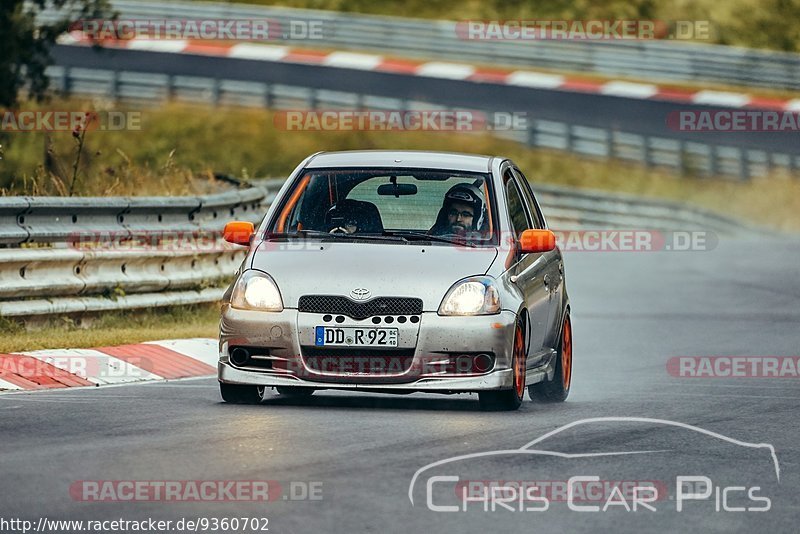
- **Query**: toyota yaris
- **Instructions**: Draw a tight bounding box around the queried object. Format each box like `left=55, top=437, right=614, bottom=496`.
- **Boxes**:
left=218, top=150, right=571, bottom=410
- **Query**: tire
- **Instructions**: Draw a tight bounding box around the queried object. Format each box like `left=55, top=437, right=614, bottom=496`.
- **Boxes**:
left=219, top=382, right=264, bottom=404
left=530, top=313, right=572, bottom=403
left=276, top=386, right=315, bottom=398
left=479, top=319, right=526, bottom=411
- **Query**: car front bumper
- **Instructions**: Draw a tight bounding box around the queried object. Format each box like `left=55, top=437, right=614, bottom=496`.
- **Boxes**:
left=218, top=306, right=519, bottom=393
left=218, top=362, right=514, bottom=392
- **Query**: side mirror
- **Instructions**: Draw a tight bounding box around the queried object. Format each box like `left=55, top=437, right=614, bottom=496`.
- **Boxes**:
left=519, top=229, right=556, bottom=254
left=223, top=221, right=255, bottom=246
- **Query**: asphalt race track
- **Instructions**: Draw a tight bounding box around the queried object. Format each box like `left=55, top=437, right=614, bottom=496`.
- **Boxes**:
left=1, top=235, right=798, bottom=533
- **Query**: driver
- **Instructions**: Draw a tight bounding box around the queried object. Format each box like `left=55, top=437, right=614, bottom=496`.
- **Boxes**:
left=429, top=183, right=486, bottom=236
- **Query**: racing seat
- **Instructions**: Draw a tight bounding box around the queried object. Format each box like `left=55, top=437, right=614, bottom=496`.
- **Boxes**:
left=325, top=199, right=384, bottom=233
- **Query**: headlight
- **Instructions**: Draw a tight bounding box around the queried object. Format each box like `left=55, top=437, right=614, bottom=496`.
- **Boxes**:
left=439, top=276, right=501, bottom=316
left=231, top=270, right=283, bottom=311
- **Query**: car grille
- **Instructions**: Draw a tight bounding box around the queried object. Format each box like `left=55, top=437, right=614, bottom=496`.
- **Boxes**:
left=298, top=295, right=423, bottom=320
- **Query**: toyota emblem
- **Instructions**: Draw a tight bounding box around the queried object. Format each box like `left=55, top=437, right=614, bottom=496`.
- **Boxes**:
left=350, top=288, right=371, bottom=300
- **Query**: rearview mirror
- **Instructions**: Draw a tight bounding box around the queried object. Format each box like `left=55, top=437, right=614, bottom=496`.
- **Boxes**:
left=519, top=229, right=556, bottom=253
left=377, top=183, right=417, bottom=196
left=223, top=221, right=255, bottom=246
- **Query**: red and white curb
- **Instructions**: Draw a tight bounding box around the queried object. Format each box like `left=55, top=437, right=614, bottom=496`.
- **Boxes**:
left=0, top=338, right=217, bottom=391
left=58, top=32, right=800, bottom=111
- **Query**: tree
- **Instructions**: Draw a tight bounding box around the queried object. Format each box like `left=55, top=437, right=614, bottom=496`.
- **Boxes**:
left=0, top=0, right=113, bottom=109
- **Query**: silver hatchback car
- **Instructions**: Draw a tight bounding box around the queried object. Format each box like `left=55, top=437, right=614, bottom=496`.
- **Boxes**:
left=218, top=150, right=571, bottom=410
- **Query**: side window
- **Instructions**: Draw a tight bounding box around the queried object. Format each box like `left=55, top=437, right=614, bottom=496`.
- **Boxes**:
left=504, top=171, right=532, bottom=238
left=512, top=168, right=546, bottom=229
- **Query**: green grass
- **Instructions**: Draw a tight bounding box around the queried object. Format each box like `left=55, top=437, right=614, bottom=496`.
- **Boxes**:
left=0, top=305, right=219, bottom=353
left=3, top=100, right=799, bottom=231
left=193, top=0, right=800, bottom=52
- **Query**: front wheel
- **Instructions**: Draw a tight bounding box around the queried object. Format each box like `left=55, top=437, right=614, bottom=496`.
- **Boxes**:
left=530, top=313, right=572, bottom=403
left=479, top=319, right=526, bottom=411
left=219, top=382, right=264, bottom=404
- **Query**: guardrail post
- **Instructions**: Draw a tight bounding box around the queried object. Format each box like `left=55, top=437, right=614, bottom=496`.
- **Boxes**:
left=309, top=88, right=318, bottom=110
left=678, top=140, right=687, bottom=175
left=738, top=149, right=749, bottom=181
left=264, top=83, right=272, bottom=109
left=211, top=79, right=221, bottom=106
left=565, top=125, right=574, bottom=153
left=643, top=137, right=652, bottom=167
left=708, top=145, right=718, bottom=176
left=109, top=71, right=119, bottom=101
left=61, top=67, right=72, bottom=97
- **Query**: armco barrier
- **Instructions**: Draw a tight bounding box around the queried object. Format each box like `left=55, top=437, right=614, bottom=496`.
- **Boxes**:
left=0, top=181, right=283, bottom=318
left=0, top=179, right=758, bottom=318
left=42, top=64, right=800, bottom=180
left=532, top=184, right=759, bottom=235
left=0, top=185, right=274, bottom=246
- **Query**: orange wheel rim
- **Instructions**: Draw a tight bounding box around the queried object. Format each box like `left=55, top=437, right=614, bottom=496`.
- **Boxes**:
left=514, top=325, right=525, bottom=398
left=562, top=317, right=572, bottom=390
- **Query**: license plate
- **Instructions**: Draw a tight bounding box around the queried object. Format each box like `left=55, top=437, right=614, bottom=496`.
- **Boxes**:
left=314, top=326, right=398, bottom=347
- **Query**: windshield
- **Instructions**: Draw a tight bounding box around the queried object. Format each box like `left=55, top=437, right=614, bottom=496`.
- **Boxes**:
left=266, top=168, right=498, bottom=246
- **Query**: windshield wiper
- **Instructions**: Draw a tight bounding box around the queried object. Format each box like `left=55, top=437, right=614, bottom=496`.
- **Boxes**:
left=381, top=230, right=477, bottom=248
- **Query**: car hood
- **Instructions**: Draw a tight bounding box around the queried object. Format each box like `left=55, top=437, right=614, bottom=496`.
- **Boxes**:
left=251, top=241, right=498, bottom=310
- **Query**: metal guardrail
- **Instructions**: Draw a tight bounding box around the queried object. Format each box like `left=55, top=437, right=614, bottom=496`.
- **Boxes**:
left=533, top=184, right=759, bottom=235
left=0, top=187, right=270, bottom=246
left=0, top=180, right=284, bottom=318
left=0, top=178, right=757, bottom=319
left=44, top=65, right=799, bottom=180
left=37, top=0, right=800, bottom=91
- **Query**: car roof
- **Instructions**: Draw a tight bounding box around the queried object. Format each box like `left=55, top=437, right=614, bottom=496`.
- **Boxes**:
left=305, top=150, right=496, bottom=173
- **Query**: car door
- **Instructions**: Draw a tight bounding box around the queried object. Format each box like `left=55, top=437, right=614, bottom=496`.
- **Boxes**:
left=502, top=166, right=551, bottom=363
left=513, top=166, right=564, bottom=351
